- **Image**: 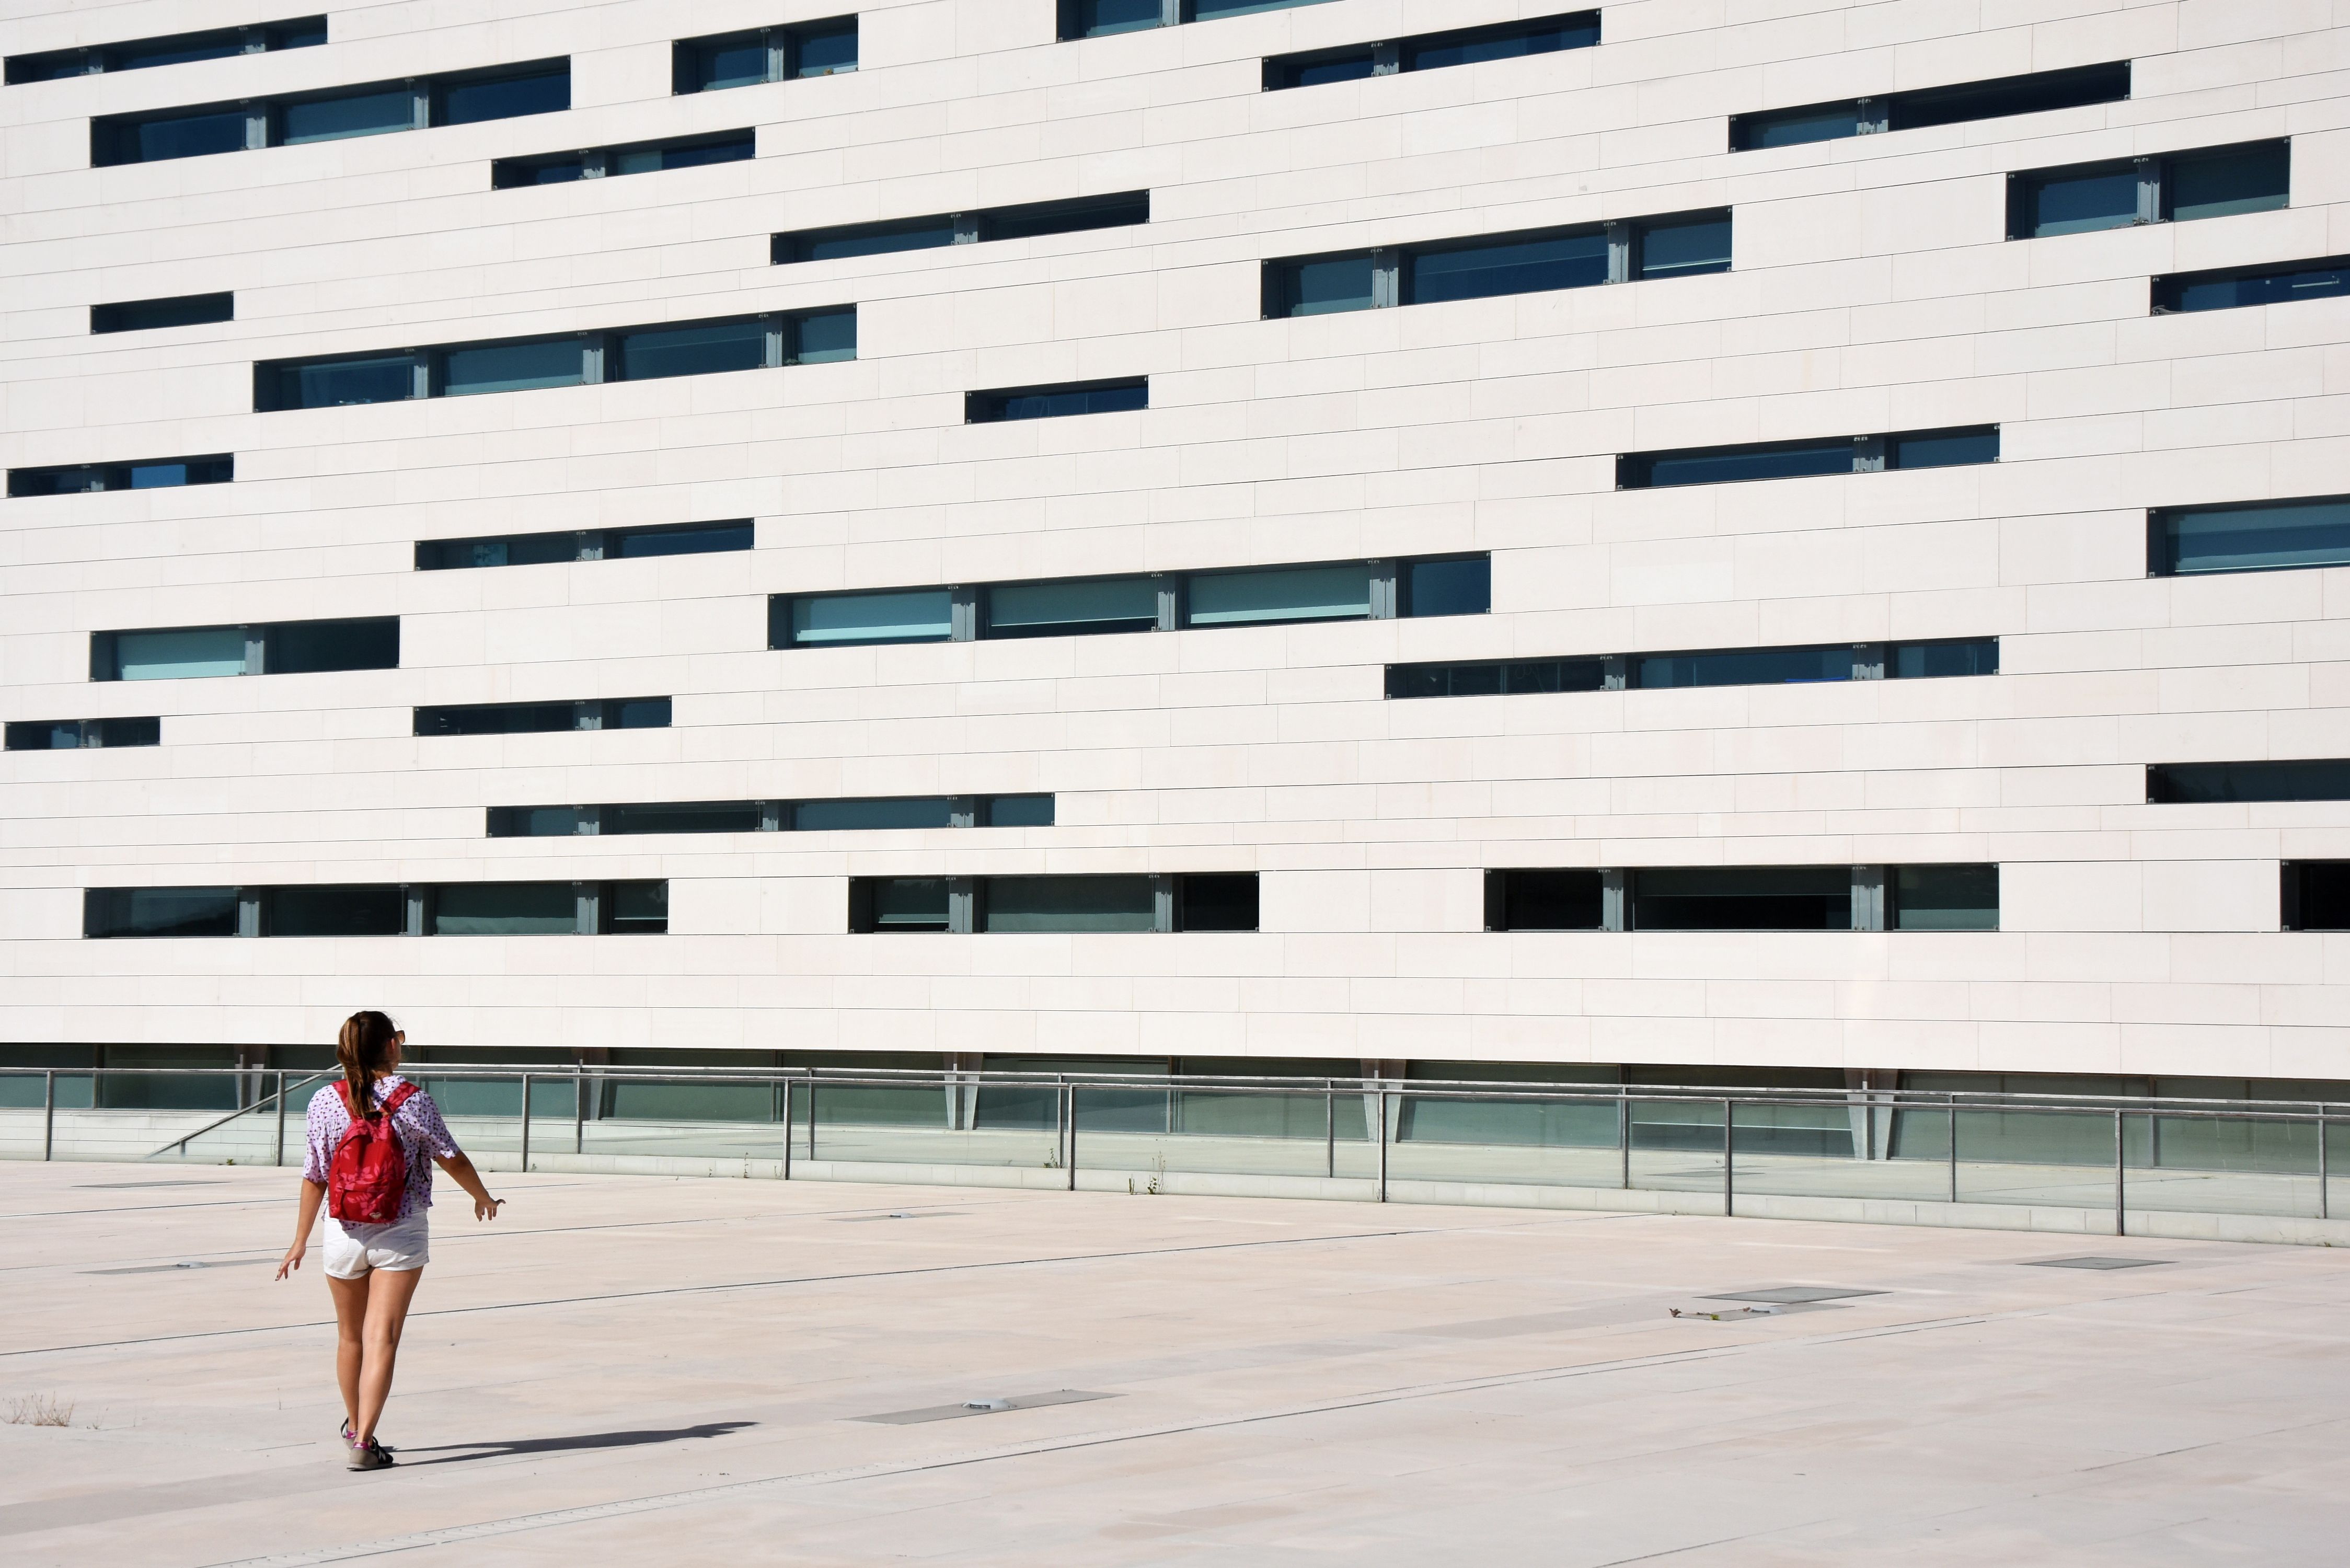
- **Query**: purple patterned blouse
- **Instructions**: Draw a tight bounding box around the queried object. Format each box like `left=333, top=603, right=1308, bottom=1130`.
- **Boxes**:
left=301, top=1076, right=459, bottom=1221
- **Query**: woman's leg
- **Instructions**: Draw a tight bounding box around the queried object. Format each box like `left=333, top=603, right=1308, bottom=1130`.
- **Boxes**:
left=326, top=1272, right=371, bottom=1435
left=353, top=1265, right=425, bottom=1445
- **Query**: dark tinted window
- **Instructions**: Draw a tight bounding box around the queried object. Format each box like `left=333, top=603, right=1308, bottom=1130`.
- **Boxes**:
left=1892, top=865, right=1998, bottom=930
left=2148, top=760, right=2350, bottom=804
left=1406, top=558, right=1491, bottom=617
left=618, top=319, right=767, bottom=380
left=614, top=521, right=754, bottom=557
left=94, top=717, right=163, bottom=747
left=987, top=577, right=1158, bottom=638
left=605, top=881, right=668, bottom=933
left=2019, top=161, right=2138, bottom=236
left=9, top=457, right=232, bottom=497
left=8, top=18, right=325, bottom=81
left=86, top=887, right=238, bottom=939
left=1638, top=645, right=1852, bottom=687
left=281, top=88, right=415, bottom=144
left=854, top=877, right=950, bottom=931
left=792, top=20, right=859, bottom=76
left=7, top=722, right=86, bottom=751
left=1626, top=439, right=1853, bottom=488
left=439, top=67, right=569, bottom=125
left=2157, top=256, right=2350, bottom=313
left=985, top=874, right=1155, bottom=932
left=688, top=33, right=769, bottom=91
left=796, top=798, right=955, bottom=831
left=2288, top=863, right=2350, bottom=931
left=1268, top=49, right=1377, bottom=89
left=132, top=108, right=251, bottom=162
left=1893, top=638, right=1998, bottom=678
left=276, top=354, right=416, bottom=409
left=779, top=216, right=960, bottom=263
left=1179, top=874, right=1259, bottom=932
left=267, top=885, right=404, bottom=937
left=416, top=698, right=666, bottom=735
left=1893, top=427, right=1999, bottom=469
left=1894, top=61, right=2129, bottom=131
left=985, top=794, right=1056, bottom=827
left=1409, top=230, right=1607, bottom=304
left=443, top=338, right=583, bottom=396
left=968, top=379, right=1147, bottom=421
left=1386, top=660, right=1606, bottom=698
left=1498, top=869, right=1603, bottom=930
left=1404, top=14, right=1599, bottom=71
left=1632, top=867, right=1852, bottom=930
left=982, top=191, right=1148, bottom=241
left=2157, top=496, right=2350, bottom=575
left=1268, top=253, right=1376, bottom=317
left=91, top=293, right=233, bottom=334
left=432, top=882, right=579, bottom=936
left=606, top=801, right=762, bottom=835
left=1191, top=0, right=1336, bottom=17
left=269, top=618, right=397, bottom=675
left=1735, top=104, right=1863, bottom=149
left=1637, top=214, right=1732, bottom=277
left=1073, top=0, right=1165, bottom=36
left=2166, top=142, right=2290, bottom=222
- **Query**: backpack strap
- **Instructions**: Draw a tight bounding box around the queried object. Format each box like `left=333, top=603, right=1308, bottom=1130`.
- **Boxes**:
left=381, top=1081, right=420, bottom=1117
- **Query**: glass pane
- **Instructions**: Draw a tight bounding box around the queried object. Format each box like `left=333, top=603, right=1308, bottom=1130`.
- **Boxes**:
left=1638, top=440, right=1852, bottom=487
left=696, top=39, right=769, bottom=90
left=871, top=878, right=949, bottom=929
left=1637, top=645, right=1850, bottom=687
left=1186, top=564, right=1373, bottom=627
left=1893, top=428, right=1998, bottom=469
left=1279, top=255, right=1375, bottom=316
left=492, top=806, right=586, bottom=836
left=1285, top=53, right=1376, bottom=88
left=2150, top=761, right=2350, bottom=804
left=789, top=590, right=953, bottom=646
left=619, top=320, right=767, bottom=381
left=983, top=193, right=1148, bottom=242
left=613, top=698, right=671, bottom=728
left=793, top=22, right=858, bottom=76
left=988, top=577, right=1158, bottom=637
left=1445, top=663, right=1503, bottom=696
left=1894, top=63, right=2129, bottom=131
left=1408, top=18, right=1599, bottom=71
left=796, top=798, right=954, bottom=831
left=268, top=885, right=403, bottom=937
left=128, top=463, right=193, bottom=488
left=1079, top=0, right=1166, bottom=34
left=515, top=159, right=583, bottom=185
left=608, top=881, right=668, bottom=932
left=112, top=35, right=246, bottom=69
left=1637, top=215, right=1732, bottom=276
left=1406, top=558, right=1490, bottom=616
left=2172, top=261, right=2350, bottom=312
left=1893, top=638, right=1997, bottom=678
left=443, top=339, right=583, bottom=396
left=793, top=219, right=959, bottom=262
left=1632, top=867, right=1852, bottom=930
left=1737, top=105, right=1859, bottom=149
left=613, top=522, right=752, bottom=557
left=294, top=355, right=414, bottom=408
left=93, top=717, right=162, bottom=747
left=270, top=619, right=397, bottom=674
left=658, top=137, right=755, bottom=171
left=1386, top=665, right=1449, bottom=699
left=1504, top=870, right=1603, bottom=930
left=2164, top=499, right=2350, bottom=575
left=985, top=794, right=1055, bottom=827
left=117, top=627, right=245, bottom=681
left=2028, top=167, right=2138, bottom=236
left=2168, top=144, right=2289, bottom=222
left=794, top=309, right=857, bottom=363
left=1895, top=864, right=1999, bottom=930
left=989, top=382, right=1148, bottom=420
left=1192, top=0, right=1335, bottom=17
left=1179, top=874, right=1257, bottom=931
left=8, top=722, right=83, bottom=750
left=91, top=887, right=239, bottom=938
left=273, top=21, right=329, bottom=50
left=134, top=110, right=250, bottom=162
left=2297, top=864, right=2350, bottom=929
left=432, top=883, right=577, bottom=935
left=95, top=294, right=234, bottom=333
left=605, top=801, right=760, bottom=834
left=282, top=89, right=413, bottom=144
left=420, top=701, right=575, bottom=735
left=1409, top=232, right=1607, bottom=304
left=984, top=875, right=1154, bottom=933
left=441, top=69, right=569, bottom=126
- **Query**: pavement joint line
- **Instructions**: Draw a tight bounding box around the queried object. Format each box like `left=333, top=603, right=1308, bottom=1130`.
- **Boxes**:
left=0, top=1224, right=1496, bottom=1359
left=190, top=1309, right=2015, bottom=1567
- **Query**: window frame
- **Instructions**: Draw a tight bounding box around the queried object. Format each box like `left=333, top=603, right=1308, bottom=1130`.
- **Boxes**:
left=2148, top=493, right=2350, bottom=578
left=91, top=617, right=399, bottom=682
left=416, top=521, right=752, bottom=570
left=965, top=377, right=1149, bottom=423
left=2151, top=255, right=2350, bottom=314
left=8, top=18, right=326, bottom=84
left=1616, top=425, right=1998, bottom=489
left=671, top=17, right=859, bottom=93
left=2006, top=138, right=2290, bottom=240
left=775, top=191, right=1148, bottom=263
left=1730, top=61, right=2129, bottom=151
left=90, top=293, right=234, bottom=335
left=1262, top=12, right=1600, bottom=91
left=492, top=129, right=756, bottom=188
left=8, top=455, right=233, bottom=497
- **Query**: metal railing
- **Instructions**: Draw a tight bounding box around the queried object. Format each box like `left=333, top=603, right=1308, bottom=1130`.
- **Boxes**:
left=4, top=1065, right=2341, bottom=1239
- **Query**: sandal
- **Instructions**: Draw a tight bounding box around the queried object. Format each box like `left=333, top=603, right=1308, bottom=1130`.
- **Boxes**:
left=346, top=1434, right=395, bottom=1471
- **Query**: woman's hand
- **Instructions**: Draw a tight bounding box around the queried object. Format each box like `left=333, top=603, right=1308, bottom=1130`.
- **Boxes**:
left=474, top=1195, right=505, bottom=1222
left=275, top=1239, right=305, bottom=1281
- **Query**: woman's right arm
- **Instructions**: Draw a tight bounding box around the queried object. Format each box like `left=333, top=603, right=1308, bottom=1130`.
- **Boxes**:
left=277, top=1179, right=325, bottom=1281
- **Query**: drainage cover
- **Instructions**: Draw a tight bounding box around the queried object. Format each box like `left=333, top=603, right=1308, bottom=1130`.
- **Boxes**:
left=1702, top=1287, right=1887, bottom=1305
left=85, top=1258, right=267, bottom=1276
left=2022, top=1256, right=2173, bottom=1271
left=853, top=1389, right=1116, bottom=1425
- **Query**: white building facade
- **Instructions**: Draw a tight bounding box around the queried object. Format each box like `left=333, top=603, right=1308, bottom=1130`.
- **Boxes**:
left=5, top=0, right=2349, bottom=1100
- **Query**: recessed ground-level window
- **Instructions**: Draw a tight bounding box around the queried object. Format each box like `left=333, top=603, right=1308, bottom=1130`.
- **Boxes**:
left=849, top=873, right=1256, bottom=932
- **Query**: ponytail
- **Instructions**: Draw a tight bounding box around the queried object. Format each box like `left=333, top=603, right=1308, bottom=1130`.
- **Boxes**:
left=336, top=1011, right=400, bottom=1119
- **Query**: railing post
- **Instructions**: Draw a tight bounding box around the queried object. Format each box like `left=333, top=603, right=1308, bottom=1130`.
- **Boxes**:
left=42, top=1070, right=55, bottom=1161
left=520, top=1073, right=532, bottom=1173
left=1065, top=1082, right=1077, bottom=1191
left=1324, top=1082, right=1335, bottom=1179
left=274, top=1070, right=287, bottom=1167
left=1375, top=1086, right=1389, bottom=1203
left=1723, top=1097, right=1735, bottom=1217
left=782, top=1078, right=794, bottom=1181
left=2321, top=1110, right=2331, bottom=1222
left=1620, top=1088, right=1630, bottom=1190
left=2113, top=1107, right=2125, bottom=1237
left=808, top=1079, right=817, bottom=1162
left=574, top=1067, right=585, bottom=1156
left=1946, top=1101, right=1957, bottom=1204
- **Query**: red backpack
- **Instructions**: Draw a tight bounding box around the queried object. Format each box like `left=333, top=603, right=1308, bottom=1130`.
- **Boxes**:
left=328, top=1080, right=419, bottom=1224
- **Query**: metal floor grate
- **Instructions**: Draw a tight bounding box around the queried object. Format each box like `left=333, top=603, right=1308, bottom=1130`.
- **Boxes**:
left=853, top=1389, right=1118, bottom=1425
left=2022, top=1257, right=2174, bottom=1270
left=1703, top=1286, right=1888, bottom=1304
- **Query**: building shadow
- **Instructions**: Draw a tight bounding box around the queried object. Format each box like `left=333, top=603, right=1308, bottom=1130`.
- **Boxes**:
left=397, top=1420, right=754, bottom=1465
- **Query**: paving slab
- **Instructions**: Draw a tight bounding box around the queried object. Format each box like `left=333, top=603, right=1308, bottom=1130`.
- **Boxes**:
left=1, top=1162, right=2344, bottom=1565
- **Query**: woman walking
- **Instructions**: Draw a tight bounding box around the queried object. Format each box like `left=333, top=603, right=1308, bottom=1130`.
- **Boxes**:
left=275, top=1011, right=504, bottom=1470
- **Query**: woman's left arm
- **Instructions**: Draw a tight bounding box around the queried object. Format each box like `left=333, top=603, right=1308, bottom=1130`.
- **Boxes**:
left=277, top=1180, right=324, bottom=1281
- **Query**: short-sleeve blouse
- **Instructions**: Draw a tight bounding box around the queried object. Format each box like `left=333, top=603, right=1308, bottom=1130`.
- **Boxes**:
left=301, top=1076, right=459, bottom=1221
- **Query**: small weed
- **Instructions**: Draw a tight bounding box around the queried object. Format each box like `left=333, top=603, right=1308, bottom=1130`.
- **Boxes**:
left=4, top=1393, right=74, bottom=1427
left=1128, top=1152, right=1167, bottom=1195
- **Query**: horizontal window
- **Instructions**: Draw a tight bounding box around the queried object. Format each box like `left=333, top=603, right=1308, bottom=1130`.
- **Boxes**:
left=416, top=698, right=670, bottom=737
left=1732, top=62, right=2128, bottom=151
left=5, top=717, right=161, bottom=751
left=2152, top=494, right=2350, bottom=576
left=2148, top=760, right=2350, bottom=804
left=93, top=618, right=397, bottom=681
left=1264, top=210, right=1730, bottom=316
left=87, top=881, right=667, bottom=937
left=2009, top=140, right=2288, bottom=240
left=493, top=130, right=754, bottom=188
left=1618, top=425, right=1997, bottom=488
left=675, top=18, right=857, bottom=91
left=848, top=873, right=1254, bottom=932
left=488, top=794, right=1055, bottom=836
left=2153, top=255, right=2350, bottom=314
left=256, top=310, right=850, bottom=409
left=92, top=60, right=569, bottom=165
left=416, top=521, right=750, bottom=570
left=9, top=455, right=232, bottom=496
left=776, top=191, right=1147, bottom=262
left=1059, top=0, right=1333, bottom=41
left=91, top=293, right=233, bottom=335
left=774, top=555, right=1487, bottom=648
left=1485, top=866, right=1998, bottom=931
left=1388, top=637, right=1996, bottom=698
left=967, top=377, right=1147, bottom=422
left=8, top=17, right=324, bottom=83
left=1266, top=13, right=1597, bottom=90
left=2285, top=863, right=2350, bottom=931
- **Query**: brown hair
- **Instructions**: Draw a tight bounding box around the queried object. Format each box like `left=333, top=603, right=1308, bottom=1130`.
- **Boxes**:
left=336, top=1011, right=400, bottom=1117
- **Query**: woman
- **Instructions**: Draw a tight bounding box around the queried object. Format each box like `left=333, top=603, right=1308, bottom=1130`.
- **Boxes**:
left=274, top=1011, right=504, bottom=1470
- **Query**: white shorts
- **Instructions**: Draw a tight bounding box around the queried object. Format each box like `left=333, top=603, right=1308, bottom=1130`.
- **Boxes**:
left=322, top=1210, right=429, bottom=1278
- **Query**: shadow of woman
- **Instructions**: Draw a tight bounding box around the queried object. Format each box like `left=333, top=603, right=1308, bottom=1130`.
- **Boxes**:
left=396, top=1420, right=755, bottom=1465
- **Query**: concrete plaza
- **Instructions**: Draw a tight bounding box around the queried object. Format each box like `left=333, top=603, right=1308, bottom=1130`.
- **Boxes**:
left=3, top=1161, right=2345, bottom=1566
